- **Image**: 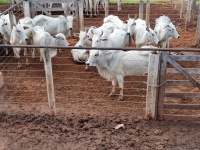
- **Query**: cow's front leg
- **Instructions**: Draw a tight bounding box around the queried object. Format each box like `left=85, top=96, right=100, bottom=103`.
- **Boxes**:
left=116, top=75, right=124, bottom=101
left=24, top=48, right=29, bottom=66
left=109, top=79, right=117, bottom=97
left=13, top=48, right=22, bottom=69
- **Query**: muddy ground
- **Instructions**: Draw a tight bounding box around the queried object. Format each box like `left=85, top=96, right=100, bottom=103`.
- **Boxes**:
left=0, top=2, right=200, bottom=150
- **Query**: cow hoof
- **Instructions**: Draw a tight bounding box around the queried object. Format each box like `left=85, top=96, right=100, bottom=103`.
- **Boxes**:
left=117, top=97, right=123, bottom=101
left=16, top=66, right=21, bottom=69
left=84, top=66, right=89, bottom=71
left=109, top=92, right=114, bottom=97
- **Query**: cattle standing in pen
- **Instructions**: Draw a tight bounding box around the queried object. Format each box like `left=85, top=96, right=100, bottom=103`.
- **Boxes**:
left=0, top=13, right=17, bottom=55
left=85, top=46, right=152, bottom=101
left=10, top=24, right=28, bottom=69
left=127, top=18, right=159, bottom=48
left=32, top=15, right=74, bottom=38
left=31, top=26, right=70, bottom=63
left=18, top=17, right=36, bottom=58
left=154, top=15, right=180, bottom=48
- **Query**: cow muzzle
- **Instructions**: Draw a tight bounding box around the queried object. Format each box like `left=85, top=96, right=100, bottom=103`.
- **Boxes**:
left=127, top=32, right=130, bottom=35
left=70, top=28, right=72, bottom=30
left=85, top=62, right=90, bottom=66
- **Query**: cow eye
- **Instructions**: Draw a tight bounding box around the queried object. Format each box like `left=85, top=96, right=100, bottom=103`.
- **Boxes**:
left=94, top=53, right=99, bottom=56
left=17, top=30, right=20, bottom=33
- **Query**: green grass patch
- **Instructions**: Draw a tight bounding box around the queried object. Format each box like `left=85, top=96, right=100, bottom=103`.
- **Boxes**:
left=0, top=0, right=10, bottom=4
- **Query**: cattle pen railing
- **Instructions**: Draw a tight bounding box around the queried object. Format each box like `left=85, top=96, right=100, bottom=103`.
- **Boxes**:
left=0, top=45, right=200, bottom=121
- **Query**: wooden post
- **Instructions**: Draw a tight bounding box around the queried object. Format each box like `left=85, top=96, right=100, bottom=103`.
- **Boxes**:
left=23, top=0, right=31, bottom=17
left=139, top=0, right=143, bottom=19
left=170, top=0, right=174, bottom=6
left=78, top=0, right=84, bottom=31
left=44, top=50, right=56, bottom=115
left=105, top=0, right=109, bottom=17
left=157, top=52, right=167, bottom=120
left=146, top=0, right=150, bottom=27
left=191, top=0, right=195, bottom=26
left=0, top=72, right=4, bottom=88
left=185, top=0, right=193, bottom=30
left=195, top=6, right=200, bottom=44
left=180, top=0, right=185, bottom=19
left=10, top=0, right=15, bottom=6
left=146, top=54, right=159, bottom=120
left=8, top=10, right=14, bottom=30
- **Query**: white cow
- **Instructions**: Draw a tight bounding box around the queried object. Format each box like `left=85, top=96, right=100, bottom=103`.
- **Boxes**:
left=32, top=26, right=69, bottom=62
left=71, top=31, right=91, bottom=64
left=154, top=15, right=180, bottom=48
left=127, top=18, right=159, bottom=48
left=10, top=24, right=28, bottom=69
left=62, top=2, right=76, bottom=16
left=0, top=14, right=17, bottom=54
left=96, top=28, right=127, bottom=48
left=103, top=15, right=127, bottom=30
left=18, top=17, right=36, bottom=58
left=88, top=0, right=100, bottom=18
left=32, top=15, right=74, bottom=38
left=87, top=22, right=117, bottom=40
left=85, top=47, right=152, bottom=100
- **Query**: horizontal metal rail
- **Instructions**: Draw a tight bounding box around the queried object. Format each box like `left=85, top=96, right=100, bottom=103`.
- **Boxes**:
left=1, top=44, right=200, bottom=52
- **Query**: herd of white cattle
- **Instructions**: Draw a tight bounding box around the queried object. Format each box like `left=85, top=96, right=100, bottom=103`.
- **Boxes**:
left=0, top=13, right=180, bottom=100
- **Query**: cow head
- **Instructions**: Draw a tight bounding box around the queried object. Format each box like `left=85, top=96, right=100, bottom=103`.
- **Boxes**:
left=12, top=24, right=28, bottom=44
left=86, top=26, right=97, bottom=40
left=66, top=15, right=74, bottom=30
left=126, top=18, right=136, bottom=36
left=55, top=33, right=70, bottom=47
left=78, top=31, right=89, bottom=46
left=164, top=23, right=180, bottom=39
left=146, top=28, right=159, bottom=45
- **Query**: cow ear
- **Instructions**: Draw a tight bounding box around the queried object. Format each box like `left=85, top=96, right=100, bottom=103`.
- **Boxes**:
left=164, top=25, right=170, bottom=29
left=23, top=26, right=29, bottom=30
left=146, top=27, right=150, bottom=32
left=84, top=50, right=90, bottom=55
left=101, top=38, right=107, bottom=41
